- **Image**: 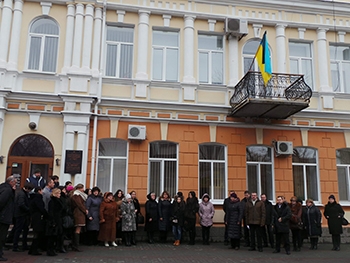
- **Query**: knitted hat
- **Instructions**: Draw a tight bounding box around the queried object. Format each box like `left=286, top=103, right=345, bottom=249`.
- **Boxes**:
left=66, top=185, right=74, bottom=192
left=328, top=194, right=336, bottom=200
left=125, top=194, right=132, bottom=199
left=230, top=193, right=237, bottom=198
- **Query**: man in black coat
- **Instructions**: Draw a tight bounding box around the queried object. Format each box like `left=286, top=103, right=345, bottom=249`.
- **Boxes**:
left=26, top=169, right=46, bottom=189
left=12, top=182, right=34, bottom=252
left=273, top=195, right=292, bottom=255
left=223, top=190, right=235, bottom=245
left=261, top=193, right=274, bottom=248
left=0, top=176, right=17, bottom=261
left=241, top=190, right=251, bottom=247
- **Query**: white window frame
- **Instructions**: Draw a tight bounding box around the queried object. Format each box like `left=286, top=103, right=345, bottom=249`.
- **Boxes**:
left=96, top=139, right=128, bottom=193
left=25, top=18, right=59, bottom=73
left=292, top=147, right=321, bottom=204
left=336, top=148, right=350, bottom=204
left=104, top=26, right=134, bottom=78
left=329, top=44, right=350, bottom=93
left=289, top=41, right=314, bottom=89
left=152, top=30, right=179, bottom=82
left=246, top=145, right=275, bottom=202
left=198, top=34, right=224, bottom=85
left=198, top=143, right=227, bottom=204
left=148, top=141, right=178, bottom=197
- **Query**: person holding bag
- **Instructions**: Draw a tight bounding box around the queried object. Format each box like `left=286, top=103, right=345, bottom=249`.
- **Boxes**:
left=288, top=196, right=303, bottom=252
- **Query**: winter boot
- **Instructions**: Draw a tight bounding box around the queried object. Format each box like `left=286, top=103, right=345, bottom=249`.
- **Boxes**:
left=131, top=231, right=136, bottom=245
left=72, top=233, right=82, bottom=252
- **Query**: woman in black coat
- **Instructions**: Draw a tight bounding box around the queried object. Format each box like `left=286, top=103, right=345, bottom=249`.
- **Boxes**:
left=29, top=187, right=48, bottom=255
left=184, top=191, right=199, bottom=245
left=225, top=193, right=243, bottom=249
left=158, top=191, right=172, bottom=243
left=324, top=195, right=344, bottom=251
left=145, top=192, right=158, bottom=243
left=303, top=199, right=322, bottom=250
left=171, top=195, right=185, bottom=245
left=46, top=188, right=64, bottom=256
left=130, top=190, right=140, bottom=245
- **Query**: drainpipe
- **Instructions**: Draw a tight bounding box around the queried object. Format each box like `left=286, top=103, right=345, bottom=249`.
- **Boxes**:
left=90, top=0, right=107, bottom=188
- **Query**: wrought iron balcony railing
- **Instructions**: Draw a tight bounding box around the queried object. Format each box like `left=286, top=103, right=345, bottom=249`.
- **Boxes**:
left=230, top=71, right=313, bottom=107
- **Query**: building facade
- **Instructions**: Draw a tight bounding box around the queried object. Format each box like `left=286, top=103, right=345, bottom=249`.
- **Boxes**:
left=1, top=0, right=350, bottom=221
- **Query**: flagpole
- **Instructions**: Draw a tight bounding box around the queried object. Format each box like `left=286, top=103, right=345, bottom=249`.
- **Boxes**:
left=248, top=31, right=267, bottom=71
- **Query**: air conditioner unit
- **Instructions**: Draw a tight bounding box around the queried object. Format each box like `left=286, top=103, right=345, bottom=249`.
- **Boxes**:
left=225, top=18, right=248, bottom=38
left=275, top=141, right=293, bottom=155
left=128, top=125, right=146, bottom=140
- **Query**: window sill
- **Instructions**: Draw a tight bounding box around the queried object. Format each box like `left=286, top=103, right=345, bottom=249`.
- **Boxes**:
left=339, top=202, right=350, bottom=207
left=22, top=70, right=56, bottom=76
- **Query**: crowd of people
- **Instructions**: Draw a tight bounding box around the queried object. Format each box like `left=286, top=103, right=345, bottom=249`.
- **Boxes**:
left=0, top=170, right=347, bottom=262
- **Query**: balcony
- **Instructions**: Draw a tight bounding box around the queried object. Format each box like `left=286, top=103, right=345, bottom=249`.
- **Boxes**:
left=229, top=71, right=312, bottom=119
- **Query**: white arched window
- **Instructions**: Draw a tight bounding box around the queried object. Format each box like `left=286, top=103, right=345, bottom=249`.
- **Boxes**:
left=27, top=18, right=59, bottom=73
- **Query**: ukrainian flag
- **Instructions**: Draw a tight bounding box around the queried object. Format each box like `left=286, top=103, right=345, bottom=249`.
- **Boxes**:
left=255, top=31, right=272, bottom=86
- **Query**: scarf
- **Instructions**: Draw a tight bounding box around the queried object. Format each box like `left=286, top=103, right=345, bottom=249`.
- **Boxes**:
left=73, top=189, right=88, bottom=201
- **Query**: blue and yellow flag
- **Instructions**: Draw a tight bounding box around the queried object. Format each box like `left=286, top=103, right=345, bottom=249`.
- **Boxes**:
left=255, top=31, right=272, bottom=86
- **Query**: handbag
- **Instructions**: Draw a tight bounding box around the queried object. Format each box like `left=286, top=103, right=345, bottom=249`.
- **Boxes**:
left=137, top=213, right=145, bottom=224
left=62, top=215, right=74, bottom=229
left=342, top=217, right=349, bottom=226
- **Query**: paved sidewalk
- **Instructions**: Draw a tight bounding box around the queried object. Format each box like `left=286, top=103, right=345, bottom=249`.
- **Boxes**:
left=3, top=242, right=350, bottom=263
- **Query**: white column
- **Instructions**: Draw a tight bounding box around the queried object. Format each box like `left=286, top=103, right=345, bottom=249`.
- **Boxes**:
left=62, top=4, right=75, bottom=73
left=183, top=15, right=196, bottom=83
left=76, top=130, right=88, bottom=184
left=135, top=10, right=150, bottom=79
left=81, top=4, right=94, bottom=72
left=317, top=28, right=330, bottom=91
left=275, top=24, right=287, bottom=73
left=71, top=3, right=84, bottom=70
left=0, top=0, right=13, bottom=68
left=91, top=7, right=102, bottom=76
left=228, top=35, right=238, bottom=86
left=7, top=0, right=23, bottom=71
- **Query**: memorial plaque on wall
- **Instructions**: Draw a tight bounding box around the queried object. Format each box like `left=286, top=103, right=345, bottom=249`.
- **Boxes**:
left=64, top=150, right=82, bottom=174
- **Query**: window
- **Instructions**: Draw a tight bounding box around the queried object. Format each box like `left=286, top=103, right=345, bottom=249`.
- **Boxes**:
left=105, top=26, right=134, bottom=78
left=97, top=139, right=128, bottom=193
left=330, top=45, right=350, bottom=93
left=289, top=42, right=314, bottom=89
left=243, top=40, right=260, bottom=74
left=246, top=146, right=274, bottom=200
left=198, top=35, right=224, bottom=84
left=336, top=148, right=350, bottom=201
left=149, top=141, right=178, bottom=197
left=152, top=30, right=179, bottom=81
left=27, top=18, right=59, bottom=73
left=199, top=143, right=226, bottom=201
left=292, top=147, right=319, bottom=202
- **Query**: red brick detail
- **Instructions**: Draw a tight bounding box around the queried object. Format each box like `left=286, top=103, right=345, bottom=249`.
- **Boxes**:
left=157, top=113, right=171, bottom=119
left=27, top=105, right=45, bottom=111
left=340, top=123, right=350, bottom=128
left=7, top=103, right=20, bottom=109
left=178, top=114, right=198, bottom=120
left=108, top=110, right=123, bottom=115
left=52, top=106, right=64, bottom=112
left=315, top=122, right=334, bottom=127
left=205, top=116, right=219, bottom=121
left=129, top=111, right=150, bottom=117
left=297, top=121, right=309, bottom=126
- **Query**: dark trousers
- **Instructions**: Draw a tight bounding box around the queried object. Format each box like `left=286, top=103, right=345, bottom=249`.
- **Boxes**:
left=29, top=231, right=44, bottom=253
left=291, top=229, right=302, bottom=249
left=262, top=225, right=274, bottom=247
left=201, top=226, right=211, bottom=244
left=13, top=216, right=29, bottom=249
left=224, top=224, right=228, bottom=242
left=242, top=219, right=250, bottom=246
left=186, top=218, right=196, bottom=244
left=332, top=234, right=341, bottom=249
left=0, top=223, right=10, bottom=257
left=275, top=232, right=290, bottom=252
left=249, top=224, right=263, bottom=249
left=230, top=238, right=240, bottom=249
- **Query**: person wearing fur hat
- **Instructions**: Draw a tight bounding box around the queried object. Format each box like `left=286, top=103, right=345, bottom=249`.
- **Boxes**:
left=98, top=192, right=118, bottom=247
left=121, top=193, right=136, bottom=246
left=145, top=192, right=158, bottom=243
left=289, top=196, right=303, bottom=251
left=199, top=193, right=215, bottom=245
left=324, top=194, right=345, bottom=251
left=226, top=192, right=243, bottom=249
